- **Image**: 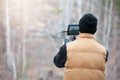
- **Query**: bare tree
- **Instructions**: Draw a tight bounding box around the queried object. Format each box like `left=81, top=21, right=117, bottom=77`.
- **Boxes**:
left=5, top=0, right=17, bottom=80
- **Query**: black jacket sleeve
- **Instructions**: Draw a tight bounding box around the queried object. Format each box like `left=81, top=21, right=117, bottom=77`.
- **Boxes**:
left=106, top=51, right=109, bottom=62
left=54, top=44, right=67, bottom=68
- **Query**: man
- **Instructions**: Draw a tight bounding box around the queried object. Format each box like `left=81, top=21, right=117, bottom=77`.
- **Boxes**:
left=54, top=13, right=108, bottom=80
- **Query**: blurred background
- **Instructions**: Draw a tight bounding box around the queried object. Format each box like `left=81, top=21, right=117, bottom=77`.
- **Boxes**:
left=0, top=0, right=120, bottom=80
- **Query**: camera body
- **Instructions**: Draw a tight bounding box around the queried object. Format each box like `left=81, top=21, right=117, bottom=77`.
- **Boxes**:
left=64, top=24, right=79, bottom=42
left=67, top=24, right=79, bottom=35
left=55, top=24, right=80, bottom=43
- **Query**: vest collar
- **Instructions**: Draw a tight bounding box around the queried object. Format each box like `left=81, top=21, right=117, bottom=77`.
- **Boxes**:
left=78, top=33, right=94, bottom=38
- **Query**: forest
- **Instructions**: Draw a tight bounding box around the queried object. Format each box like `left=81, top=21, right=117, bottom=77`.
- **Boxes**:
left=0, top=0, right=120, bottom=80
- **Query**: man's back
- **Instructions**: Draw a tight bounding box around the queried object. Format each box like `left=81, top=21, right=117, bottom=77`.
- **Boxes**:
left=64, top=33, right=106, bottom=80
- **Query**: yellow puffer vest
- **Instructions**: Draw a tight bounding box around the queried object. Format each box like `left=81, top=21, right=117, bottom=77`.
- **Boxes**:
left=64, top=33, right=106, bottom=80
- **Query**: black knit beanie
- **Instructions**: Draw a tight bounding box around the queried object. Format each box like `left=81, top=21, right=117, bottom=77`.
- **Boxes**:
left=79, top=13, right=97, bottom=34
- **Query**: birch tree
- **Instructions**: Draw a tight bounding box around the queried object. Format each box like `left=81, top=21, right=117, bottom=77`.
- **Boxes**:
left=5, top=0, right=17, bottom=80
left=21, top=0, right=27, bottom=79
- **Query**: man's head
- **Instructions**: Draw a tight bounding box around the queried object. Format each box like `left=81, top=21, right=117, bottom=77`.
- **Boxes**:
left=79, top=13, right=97, bottom=34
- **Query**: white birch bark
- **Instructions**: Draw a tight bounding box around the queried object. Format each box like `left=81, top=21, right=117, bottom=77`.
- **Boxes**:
left=5, top=0, right=17, bottom=80
left=21, top=0, right=27, bottom=79
left=65, top=0, right=70, bottom=26
left=103, top=0, right=108, bottom=48
left=107, top=0, right=113, bottom=50
left=77, top=0, right=82, bottom=21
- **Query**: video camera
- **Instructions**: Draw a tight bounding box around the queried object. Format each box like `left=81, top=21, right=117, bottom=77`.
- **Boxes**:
left=55, top=24, right=79, bottom=43
left=64, top=24, right=79, bottom=43
left=67, top=24, right=79, bottom=35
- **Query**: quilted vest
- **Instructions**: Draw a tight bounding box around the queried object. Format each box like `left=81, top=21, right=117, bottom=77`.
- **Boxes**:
left=64, top=33, right=106, bottom=80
